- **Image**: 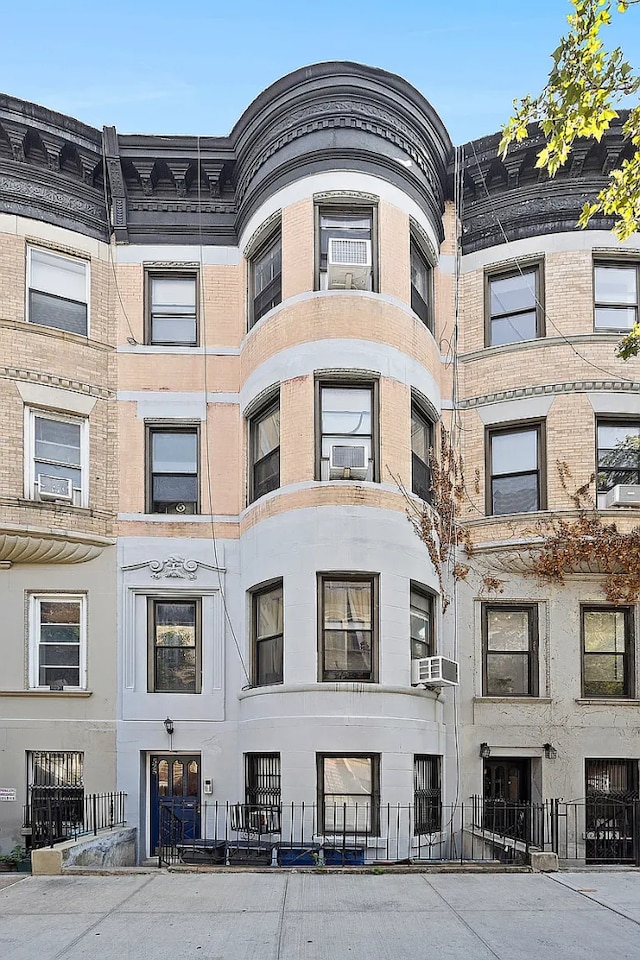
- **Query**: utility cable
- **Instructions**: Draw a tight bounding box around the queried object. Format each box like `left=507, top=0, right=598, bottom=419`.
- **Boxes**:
left=196, top=136, right=250, bottom=686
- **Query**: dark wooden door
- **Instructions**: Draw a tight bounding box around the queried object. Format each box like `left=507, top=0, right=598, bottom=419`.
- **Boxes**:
left=150, top=754, right=200, bottom=854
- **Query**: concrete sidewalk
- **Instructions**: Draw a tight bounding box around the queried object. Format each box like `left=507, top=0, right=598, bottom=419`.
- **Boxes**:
left=1, top=871, right=639, bottom=959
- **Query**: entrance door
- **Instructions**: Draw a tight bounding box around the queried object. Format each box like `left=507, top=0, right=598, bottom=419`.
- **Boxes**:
left=150, top=754, right=200, bottom=855
left=483, top=758, right=531, bottom=840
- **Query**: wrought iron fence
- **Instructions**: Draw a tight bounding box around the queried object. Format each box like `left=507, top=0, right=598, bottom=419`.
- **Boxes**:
left=550, top=797, right=640, bottom=865
left=157, top=800, right=538, bottom=867
left=158, top=797, right=640, bottom=867
left=24, top=790, right=127, bottom=850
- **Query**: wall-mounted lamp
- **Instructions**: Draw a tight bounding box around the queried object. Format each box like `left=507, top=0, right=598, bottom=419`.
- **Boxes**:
left=479, top=742, right=491, bottom=759
left=544, top=743, right=557, bottom=760
left=163, top=717, right=174, bottom=737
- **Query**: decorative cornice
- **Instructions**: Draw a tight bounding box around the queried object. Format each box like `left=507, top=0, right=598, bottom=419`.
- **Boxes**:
left=3, top=66, right=632, bottom=252
left=458, top=117, right=632, bottom=254
left=1, top=63, right=451, bottom=244
left=457, top=379, right=640, bottom=410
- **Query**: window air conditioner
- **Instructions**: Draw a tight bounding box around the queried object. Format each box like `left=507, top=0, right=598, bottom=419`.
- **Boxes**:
left=411, top=656, right=459, bottom=687
left=605, top=484, right=640, bottom=508
left=327, top=237, right=372, bottom=290
left=37, top=474, right=73, bottom=502
left=329, top=444, right=368, bottom=480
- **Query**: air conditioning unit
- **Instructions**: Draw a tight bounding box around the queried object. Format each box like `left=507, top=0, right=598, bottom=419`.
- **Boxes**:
left=330, top=444, right=368, bottom=480
left=411, top=656, right=459, bottom=687
left=37, top=474, right=73, bottom=502
left=605, top=484, right=640, bottom=508
left=327, top=237, right=372, bottom=290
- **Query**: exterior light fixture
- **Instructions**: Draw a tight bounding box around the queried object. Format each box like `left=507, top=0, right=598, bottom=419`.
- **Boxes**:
left=163, top=717, right=174, bottom=737
left=544, top=743, right=557, bottom=760
left=479, top=742, right=491, bottom=759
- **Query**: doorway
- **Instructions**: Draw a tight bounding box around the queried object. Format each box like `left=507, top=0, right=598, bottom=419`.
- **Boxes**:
left=483, top=758, right=531, bottom=840
left=149, top=754, right=200, bottom=855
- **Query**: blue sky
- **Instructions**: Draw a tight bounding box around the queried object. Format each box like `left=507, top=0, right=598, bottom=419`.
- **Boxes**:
left=3, top=0, right=640, bottom=143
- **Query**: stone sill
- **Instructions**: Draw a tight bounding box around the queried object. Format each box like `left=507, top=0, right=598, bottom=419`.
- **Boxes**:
left=474, top=697, right=552, bottom=704
left=0, top=690, right=93, bottom=698
left=11, top=498, right=115, bottom=522
left=575, top=698, right=640, bottom=706
left=0, top=317, right=113, bottom=353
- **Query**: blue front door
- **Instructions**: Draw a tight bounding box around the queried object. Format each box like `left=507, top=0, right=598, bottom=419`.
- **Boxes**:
left=150, top=754, right=200, bottom=855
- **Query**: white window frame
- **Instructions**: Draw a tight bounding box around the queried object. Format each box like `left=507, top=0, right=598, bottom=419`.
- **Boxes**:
left=29, top=593, right=88, bottom=691
left=24, top=407, right=90, bottom=508
left=26, top=245, right=91, bottom=337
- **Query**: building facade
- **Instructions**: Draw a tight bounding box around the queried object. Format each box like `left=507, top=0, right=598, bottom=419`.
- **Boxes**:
left=0, top=64, right=638, bottom=863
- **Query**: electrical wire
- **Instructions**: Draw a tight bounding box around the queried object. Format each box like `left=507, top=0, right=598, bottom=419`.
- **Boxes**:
left=468, top=139, right=639, bottom=384
left=101, top=133, right=250, bottom=682
left=195, top=136, right=250, bottom=686
left=447, top=144, right=464, bottom=836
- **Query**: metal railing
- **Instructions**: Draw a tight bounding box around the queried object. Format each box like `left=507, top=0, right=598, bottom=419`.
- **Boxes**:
left=159, top=798, right=640, bottom=867
left=158, top=800, right=536, bottom=867
left=24, top=790, right=127, bottom=850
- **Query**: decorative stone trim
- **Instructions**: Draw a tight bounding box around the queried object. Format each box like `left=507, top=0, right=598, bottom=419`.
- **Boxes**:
left=243, top=209, right=281, bottom=258
left=143, top=261, right=200, bottom=269
left=457, top=380, right=640, bottom=410
left=150, top=556, right=199, bottom=579
left=0, top=528, right=113, bottom=564
left=0, top=364, right=113, bottom=399
left=122, top=556, right=225, bottom=578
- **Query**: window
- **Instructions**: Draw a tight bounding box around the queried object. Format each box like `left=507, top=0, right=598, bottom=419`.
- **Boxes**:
left=317, top=380, right=377, bottom=481
left=245, top=754, right=281, bottom=807
left=319, top=575, right=377, bottom=682
left=317, top=206, right=375, bottom=291
left=414, top=756, right=441, bottom=834
left=29, top=595, right=87, bottom=690
left=410, top=239, right=433, bottom=330
left=250, top=232, right=282, bottom=327
left=249, top=399, right=280, bottom=502
left=582, top=607, right=633, bottom=698
left=486, top=265, right=543, bottom=347
left=148, top=598, right=201, bottom=693
left=317, top=754, right=379, bottom=833
left=483, top=605, right=538, bottom=697
left=585, top=760, right=639, bottom=861
left=147, top=426, right=199, bottom=514
left=488, top=424, right=544, bottom=516
left=251, top=582, right=283, bottom=686
left=27, top=751, right=84, bottom=829
left=411, top=404, right=432, bottom=501
left=27, top=409, right=87, bottom=506
left=147, top=273, right=197, bottom=345
left=410, top=585, right=434, bottom=660
left=597, top=420, right=640, bottom=492
left=27, top=247, right=89, bottom=336
left=586, top=759, right=638, bottom=799
left=594, top=262, right=639, bottom=330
